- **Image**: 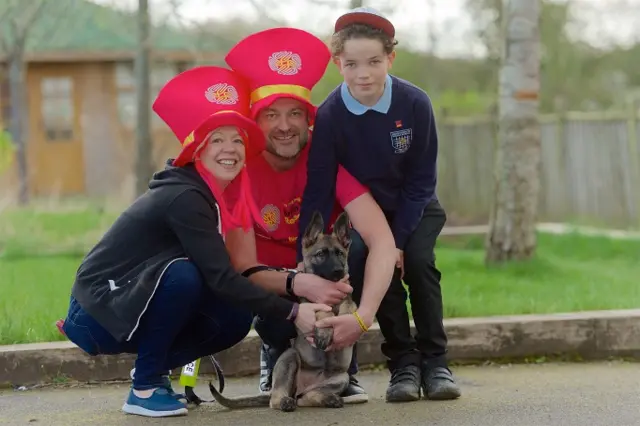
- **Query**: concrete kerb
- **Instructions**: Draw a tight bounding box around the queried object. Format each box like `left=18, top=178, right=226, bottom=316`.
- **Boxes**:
left=3, top=223, right=638, bottom=387
left=2, top=309, right=639, bottom=387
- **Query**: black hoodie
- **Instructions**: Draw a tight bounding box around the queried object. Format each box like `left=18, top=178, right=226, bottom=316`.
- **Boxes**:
left=71, top=160, right=295, bottom=343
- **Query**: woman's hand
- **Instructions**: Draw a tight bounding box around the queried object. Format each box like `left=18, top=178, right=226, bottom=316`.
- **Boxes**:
left=294, top=273, right=352, bottom=305
left=293, top=303, right=332, bottom=336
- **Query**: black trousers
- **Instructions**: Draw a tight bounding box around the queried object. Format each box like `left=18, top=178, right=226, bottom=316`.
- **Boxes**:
left=376, top=199, right=449, bottom=371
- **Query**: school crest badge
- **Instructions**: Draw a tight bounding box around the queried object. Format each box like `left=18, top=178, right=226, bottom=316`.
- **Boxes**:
left=389, top=128, right=412, bottom=154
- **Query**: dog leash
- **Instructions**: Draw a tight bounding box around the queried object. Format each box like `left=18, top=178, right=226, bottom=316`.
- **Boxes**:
left=179, top=355, right=225, bottom=405
left=179, top=265, right=299, bottom=404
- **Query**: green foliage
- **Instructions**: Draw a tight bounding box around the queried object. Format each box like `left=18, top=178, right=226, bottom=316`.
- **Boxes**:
left=312, top=63, right=344, bottom=105
left=465, top=0, right=640, bottom=112
left=311, top=48, right=496, bottom=115
left=431, top=91, right=494, bottom=116
left=0, top=0, right=222, bottom=55
left=3, top=0, right=638, bottom=115
left=0, top=129, right=14, bottom=174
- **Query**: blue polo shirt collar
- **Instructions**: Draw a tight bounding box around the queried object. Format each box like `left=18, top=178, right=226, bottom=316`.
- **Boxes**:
left=341, top=74, right=392, bottom=115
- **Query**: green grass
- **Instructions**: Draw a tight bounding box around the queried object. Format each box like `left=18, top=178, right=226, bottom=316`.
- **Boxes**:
left=1, top=207, right=639, bottom=345
left=435, top=233, right=640, bottom=317
left=0, top=206, right=118, bottom=259
left=2, top=255, right=81, bottom=344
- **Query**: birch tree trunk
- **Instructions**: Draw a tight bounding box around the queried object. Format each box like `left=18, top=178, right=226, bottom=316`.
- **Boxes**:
left=485, top=0, right=541, bottom=264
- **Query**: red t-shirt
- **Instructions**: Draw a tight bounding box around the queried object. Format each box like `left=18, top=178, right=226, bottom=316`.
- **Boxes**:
left=225, top=143, right=367, bottom=268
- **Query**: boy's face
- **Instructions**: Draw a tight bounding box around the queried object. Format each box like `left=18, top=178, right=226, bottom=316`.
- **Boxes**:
left=335, top=37, right=395, bottom=106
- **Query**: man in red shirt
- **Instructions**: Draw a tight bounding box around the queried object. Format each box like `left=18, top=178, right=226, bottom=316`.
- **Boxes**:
left=224, top=27, right=397, bottom=404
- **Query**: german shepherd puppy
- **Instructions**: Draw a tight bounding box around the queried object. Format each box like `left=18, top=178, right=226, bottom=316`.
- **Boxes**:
left=208, top=211, right=357, bottom=411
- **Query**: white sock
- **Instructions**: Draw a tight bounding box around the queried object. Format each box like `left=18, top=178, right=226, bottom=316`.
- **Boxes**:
left=132, top=388, right=157, bottom=398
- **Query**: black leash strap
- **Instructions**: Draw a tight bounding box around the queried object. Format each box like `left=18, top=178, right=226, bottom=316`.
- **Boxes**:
left=184, top=265, right=299, bottom=405
left=184, top=355, right=225, bottom=405
left=241, top=264, right=299, bottom=277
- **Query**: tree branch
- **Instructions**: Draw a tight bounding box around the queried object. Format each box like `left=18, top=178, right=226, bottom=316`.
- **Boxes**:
left=308, top=0, right=344, bottom=6
left=28, top=0, right=77, bottom=51
left=0, top=0, right=18, bottom=57
left=245, top=0, right=287, bottom=25
left=12, top=0, right=46, bottom=46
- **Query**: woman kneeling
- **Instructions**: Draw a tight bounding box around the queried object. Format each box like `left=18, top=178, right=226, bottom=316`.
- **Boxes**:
left=60, top=66, right=330, bottom=418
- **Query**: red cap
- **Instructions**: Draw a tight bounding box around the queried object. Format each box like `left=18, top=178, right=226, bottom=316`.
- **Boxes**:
left=334, top=6, right=395, bottom=38
left=225, top=27, right=331, bottom=123
left=152, top=66, right=265, bottom=167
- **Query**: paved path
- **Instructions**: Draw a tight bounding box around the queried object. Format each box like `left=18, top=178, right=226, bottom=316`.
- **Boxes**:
left=1, top=362, right=638, bottom=426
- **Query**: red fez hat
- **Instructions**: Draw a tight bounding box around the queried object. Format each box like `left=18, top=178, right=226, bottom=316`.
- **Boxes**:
left=334, top=6, right=395, bottom=38
left=152, top=66, right=265, bottom=167
left=225, top=27, right=331, bottom=123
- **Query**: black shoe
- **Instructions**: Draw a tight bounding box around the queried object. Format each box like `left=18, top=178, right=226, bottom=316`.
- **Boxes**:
left=421, top=366, right=461, bottom=400
left=385, top=365, right=421, bottom=403
left=341, top=376, right=368, bottom=404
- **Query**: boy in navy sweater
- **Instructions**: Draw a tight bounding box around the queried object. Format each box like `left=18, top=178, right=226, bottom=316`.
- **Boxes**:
left=298, top=7, right=461, bottom=403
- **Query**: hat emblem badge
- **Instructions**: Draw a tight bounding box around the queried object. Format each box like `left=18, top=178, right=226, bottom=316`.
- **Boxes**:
left=268, top=51, right=302, bottom=76
left=204, top=83, right=239, bottom=105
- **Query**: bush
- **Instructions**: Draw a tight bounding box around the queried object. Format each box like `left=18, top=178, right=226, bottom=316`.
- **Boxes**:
left=0, top=129, right=15, bottom=173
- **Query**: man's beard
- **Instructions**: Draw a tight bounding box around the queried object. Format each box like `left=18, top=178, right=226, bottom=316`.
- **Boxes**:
left=265, top=131, right=309, bottom=160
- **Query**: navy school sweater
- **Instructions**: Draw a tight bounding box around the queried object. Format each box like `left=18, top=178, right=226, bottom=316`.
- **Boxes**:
left=297, top=75, right=439, bottom=260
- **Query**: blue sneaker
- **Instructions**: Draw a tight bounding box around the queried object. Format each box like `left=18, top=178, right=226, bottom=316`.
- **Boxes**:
left=162, top=376, right=187, bottom=401
left=130, top=368, right=186, bottom=401
left=122, top=387, right=188, bottom=417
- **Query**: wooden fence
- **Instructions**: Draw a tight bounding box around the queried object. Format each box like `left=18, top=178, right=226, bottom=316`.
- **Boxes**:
left=2, top=109, right=639, bottom=229
left=436, top=110, right=640, bottom=229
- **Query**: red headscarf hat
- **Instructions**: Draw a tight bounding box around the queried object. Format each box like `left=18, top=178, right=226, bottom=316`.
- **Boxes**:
left=225, top=27, right=331, bottom=124
left=153, top=66, right=265, bottom=234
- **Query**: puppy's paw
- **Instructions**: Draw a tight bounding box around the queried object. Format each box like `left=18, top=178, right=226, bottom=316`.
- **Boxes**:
left=323, top=394, right=343, bottom=409
left=313, top=326, right=333, bottom=351
left=280, top=396, right=297, bottom=412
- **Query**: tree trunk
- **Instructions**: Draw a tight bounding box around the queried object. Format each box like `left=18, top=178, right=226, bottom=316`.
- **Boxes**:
left=8, top=52, right=29, bottom=205
left=485, top=0, right=541, bottom=264
left=134, top=0, right=153, bottom=198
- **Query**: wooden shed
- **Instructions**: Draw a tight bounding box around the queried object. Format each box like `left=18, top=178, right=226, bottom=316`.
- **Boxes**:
left=0, top=0, right=225, bottom=199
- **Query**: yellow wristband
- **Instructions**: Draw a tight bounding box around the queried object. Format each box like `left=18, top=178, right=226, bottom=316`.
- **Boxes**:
left=353, top=311, right=369, bottom=332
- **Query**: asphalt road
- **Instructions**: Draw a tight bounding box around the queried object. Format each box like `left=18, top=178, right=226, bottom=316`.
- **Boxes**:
left=0, top=362, right=638, bottom=426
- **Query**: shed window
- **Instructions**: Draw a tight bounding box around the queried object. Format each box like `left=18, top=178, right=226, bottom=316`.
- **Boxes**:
left=115, top=62, right=180, bottom=129
left=40, top=77, right=74, bottom=141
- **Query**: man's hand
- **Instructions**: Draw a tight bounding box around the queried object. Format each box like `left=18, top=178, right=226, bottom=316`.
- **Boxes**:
left=294, top=273, right=352, bottom=305
left=294, top=303, right=332, bottom=336
left=309, top=311, right=371, bottom=351
left=396, top=249, right=405, bottom=280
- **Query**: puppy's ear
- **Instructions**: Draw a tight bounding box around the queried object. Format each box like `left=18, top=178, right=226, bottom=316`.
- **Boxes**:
left=332, top=212, right=351, bottom=250
left=303, top=211, right=324, bottom=249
